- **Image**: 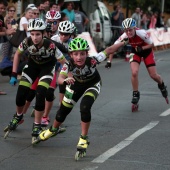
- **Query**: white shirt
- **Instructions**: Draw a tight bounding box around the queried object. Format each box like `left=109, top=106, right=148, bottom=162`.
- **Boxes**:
left=19, top=17, right=30, bottom=37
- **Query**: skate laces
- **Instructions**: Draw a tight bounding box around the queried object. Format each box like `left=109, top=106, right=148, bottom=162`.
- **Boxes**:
left=11, top=114, right=23, bottom=125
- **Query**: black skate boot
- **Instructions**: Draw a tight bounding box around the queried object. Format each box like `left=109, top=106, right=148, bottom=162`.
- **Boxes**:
left=158, top=82, right=169, bottom=103
left=32, top=123, right=42, bottom=144
left=4, top=114, right=24, bottom=139
left=105, top=61, right=111, bottom=68
left=131, top=91, right=140, bottom=112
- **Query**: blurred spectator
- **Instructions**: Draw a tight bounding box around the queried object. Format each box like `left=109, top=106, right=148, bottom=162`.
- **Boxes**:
left=141, top=11, right=148, bottom=30
left=57, top=0, right=65, bottom=11
left=149, top=11, right=158, bottom=29
left=32, top=7, right=40, bottom=19
left=74, top=3, right=89, bottom=34
left=38, top=2, right=46, bottom=21
left=19, top=7, right=33, bottom=37
left=111, top=4, right=124, bottom=42
left=60, top=12, right=68, bottom=21
left=131, top=7, right=141, bottom=28
left=50, top=3, right=60, bottom=11
left=0, top=0, right=16, bottom=95
left=166, top=18, right=170, bottom=27
left=1, top=4, right=17, bottom=54
left=62, top=2, right=75, bottom=22
left=156, top=12, right=164, bottom=28
left=43, top=0, right=50, bottom=11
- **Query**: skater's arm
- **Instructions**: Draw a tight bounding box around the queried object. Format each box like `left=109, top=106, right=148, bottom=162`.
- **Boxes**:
left=105, top=40, right=127, bottom=55
left=58, top=74, right=75, bottom=85
left=95, top=41, right=126, bottom=62
left=12, top=50, right=22, bottom=74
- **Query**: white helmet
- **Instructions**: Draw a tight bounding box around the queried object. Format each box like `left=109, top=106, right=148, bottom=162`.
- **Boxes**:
left=122, top=18, right=136, bottom=29
left=58, top=21, right=75, bottom=33
left=46, top=10, right=61, bottom=20
left=28, top=19, right=46, bottom=31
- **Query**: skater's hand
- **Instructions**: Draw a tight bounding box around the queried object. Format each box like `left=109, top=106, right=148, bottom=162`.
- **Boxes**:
left=64, top=77, right=75, bottom=85
left=135, top=46, right=143, bottom=53
left=10, top=76, right=18, bottom=86
left=9, top=72, right=18, bottom=86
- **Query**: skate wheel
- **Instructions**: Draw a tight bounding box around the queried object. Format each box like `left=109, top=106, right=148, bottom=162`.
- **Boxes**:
left=32, top=136, right=41, bottom=145
left=75, top=151, right=81, bottom=161
left=4, top=126, right=9, bottom=132
left=4, top=131, right=10, bottom=139
left=132, top=104, right=138, bottom=112
left=30, top=109, right=35, bottom=117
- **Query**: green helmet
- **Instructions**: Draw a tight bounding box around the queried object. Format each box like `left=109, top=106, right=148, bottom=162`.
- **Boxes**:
left=68, top=38, right=89, bottom=52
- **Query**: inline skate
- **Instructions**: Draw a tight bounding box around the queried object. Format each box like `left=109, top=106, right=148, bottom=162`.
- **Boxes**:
left=32, top=126, right=66, bottom=145
left=4, top=114, right=24, bottom=139
left=75, top=135, right=90, bottom=161
left=158, top=82, right=169, bottom=104
left=31, top=123, right=43, bottom=144
left=131, top=91, right=140, bottom=112
left=105, top=61, right=111, bottom=68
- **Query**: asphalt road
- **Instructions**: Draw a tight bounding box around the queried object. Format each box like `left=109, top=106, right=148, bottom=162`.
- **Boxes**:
left=0, top=50, right=170, bottom=170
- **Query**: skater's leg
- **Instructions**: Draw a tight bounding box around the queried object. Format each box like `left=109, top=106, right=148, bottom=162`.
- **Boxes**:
left=147, top=66, right=162, bottom=84
left=130, top=62, right=140, bottom=91
left=147, top=66, right=168, bottom=98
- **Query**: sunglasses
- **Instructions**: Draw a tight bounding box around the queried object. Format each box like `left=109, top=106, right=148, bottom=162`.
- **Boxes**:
left=48, top=21, right=57, bottom=25
left=34, top=12, right=39, bottom=15
left=59, top=32, right=70, bottom=36
left=9, top=10, right=15, bottom=12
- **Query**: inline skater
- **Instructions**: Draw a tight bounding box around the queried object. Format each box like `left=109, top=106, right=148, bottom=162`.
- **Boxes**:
left=106, top=18, right=168, bottom=111
left=33, top=37, right=127, bottom=160
left=51, top=20, right=75, bottom=106
left=4, top=19, right=66, bottom=142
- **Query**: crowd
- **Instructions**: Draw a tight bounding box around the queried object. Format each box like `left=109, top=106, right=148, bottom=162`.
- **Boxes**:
left=0, top=0, right=169, bottom=160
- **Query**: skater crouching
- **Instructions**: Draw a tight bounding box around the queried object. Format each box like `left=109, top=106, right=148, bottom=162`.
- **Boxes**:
left=35, top=37, right=125, bottom=159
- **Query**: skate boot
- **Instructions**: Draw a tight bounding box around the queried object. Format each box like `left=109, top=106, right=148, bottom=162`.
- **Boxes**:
left=131, top=91, right=140, bottom=112
left=31, top=123, right=43, bottom=144
left=4, top=114, right=24, bottom=139
left=105, top=61, right=111, bottom=68
left=75, top=135, right=90, bottom=161
left=158, top=82, right=169, bottom=104
left=32, top=126, right=66, bottom=145
left=41, top=117, right=50, bottom=129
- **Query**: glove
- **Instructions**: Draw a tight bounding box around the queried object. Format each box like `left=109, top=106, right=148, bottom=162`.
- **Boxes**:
left=63, top=77, right=75, bottom=85
left=9, top=72, right=18, bottom=85
left=135, top=46, right=143, bottom=53
left=121, top=38, right=129, bottom=45
left=96, top=51, right=107, bottom=62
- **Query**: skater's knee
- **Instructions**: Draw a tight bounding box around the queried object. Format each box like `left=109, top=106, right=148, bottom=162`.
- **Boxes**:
left=131, top=70, right=138, bottom=78
left=149, top=72, right=158, bottom=80
left=55, top=103, right=72, bottom=122
left=46, top=88, right=55, bottom=102
left=16, top=85, right=30, bottom=106
left=59, top=84, right=66, bottom=93
left=26, top=89, right=36, bottom=102
left=34, top=85, right=47, bottom=111
left=80, top=95, right=95, bottom=122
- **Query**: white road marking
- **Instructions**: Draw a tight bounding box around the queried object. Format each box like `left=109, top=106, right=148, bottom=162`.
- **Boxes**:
left=160, top=108, right=170, bottom=116
left=92, top=121, right=159, bottom=163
